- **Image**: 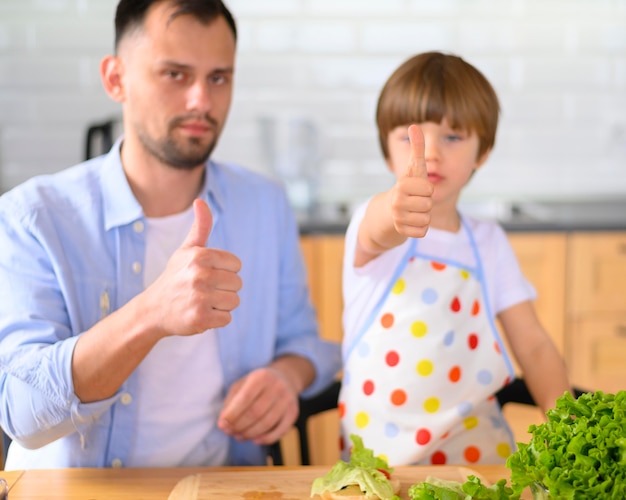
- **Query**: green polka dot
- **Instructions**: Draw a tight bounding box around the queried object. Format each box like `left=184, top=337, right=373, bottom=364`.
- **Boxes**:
left=392, top=279, right=405, bottom=294
left=411, top=321, right=428, bottom=338
left=423, top=397, right=440, bottom=413
left=416, top=359, right=433, bottom=376
left=355, top=411, right=369, bottom=429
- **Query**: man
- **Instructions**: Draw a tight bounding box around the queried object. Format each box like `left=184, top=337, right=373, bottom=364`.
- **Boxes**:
left=0, top=0, right=340, bottom=469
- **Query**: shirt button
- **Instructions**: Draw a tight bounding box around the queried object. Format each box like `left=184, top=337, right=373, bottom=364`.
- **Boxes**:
left=133, top=221, right=144, bottom=233
left=111, top=458, right=123, bottom=468
left=132, top=262, right=142, bottom=274
left=120, top=393, right=133, bottom=405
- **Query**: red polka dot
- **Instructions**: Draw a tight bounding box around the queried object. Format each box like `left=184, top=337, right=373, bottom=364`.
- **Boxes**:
left=386, top=351, right=400, bottom=367
left=494, top=341, right=501, bottom=354
left=464, top=446, right=480, bottom=463
left=450, top=297, right=461, bottom=312
left=448, top=365, right=461, bottom=383
left=441, top=431, right=450, bottom=439
left=472, top=300, right=480, bottom=316
left=416, top=428, right=431, bottom=445
left=390, top=389, right=407, bottom=406
left=431, top=262, right=446, bottom=271
left=363, top=380, right=375, bottom=396
left=431, top=451, right=447, bottom=465
left=338, top=402, right=345, bottom=418
left=468, top=334, right=479, bottom=350
left=381, top=313, right=394, bottom=329
left=339, top=435, right=345, bottom=451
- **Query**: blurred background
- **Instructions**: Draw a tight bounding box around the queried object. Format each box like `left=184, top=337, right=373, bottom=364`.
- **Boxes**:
left=0, top=0, right=625, bottom=216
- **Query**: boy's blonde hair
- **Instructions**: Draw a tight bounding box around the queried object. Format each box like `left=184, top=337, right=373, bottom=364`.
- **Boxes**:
left=376, top=52, right=499, bottom=160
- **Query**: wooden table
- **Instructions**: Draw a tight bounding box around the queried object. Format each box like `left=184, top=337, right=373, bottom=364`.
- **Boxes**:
left=2, top=465, right=526, bottom=499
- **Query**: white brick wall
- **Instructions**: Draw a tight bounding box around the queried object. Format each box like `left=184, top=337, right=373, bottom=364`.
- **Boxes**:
left=0, top=0, right=625, bottom=213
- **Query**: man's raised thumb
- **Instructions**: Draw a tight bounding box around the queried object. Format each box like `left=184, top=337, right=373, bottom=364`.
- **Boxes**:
left=181, top=199, right=213, bottom=248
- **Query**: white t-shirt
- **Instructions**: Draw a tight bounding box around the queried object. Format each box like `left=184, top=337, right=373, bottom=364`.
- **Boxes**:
left=129, top=205, right=228, bottom=467
left=342, top=200, right=536, bottom=360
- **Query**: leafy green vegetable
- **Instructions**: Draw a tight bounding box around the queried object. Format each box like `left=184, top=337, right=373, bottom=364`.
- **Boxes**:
left=407, top=475, right=517, bottom=500
left=310, top=434, right=401, bottom=499
left=506, top=390, right=626, bottom=498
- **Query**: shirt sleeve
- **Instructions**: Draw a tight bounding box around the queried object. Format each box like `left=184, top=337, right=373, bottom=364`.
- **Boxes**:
left=272, top=192, right=341, bottom=398
left=485, top=223, right=537, bottom=314
left=0, top=200, right=119, bottom=450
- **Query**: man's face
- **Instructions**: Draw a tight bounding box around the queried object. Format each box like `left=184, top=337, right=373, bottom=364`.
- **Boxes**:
left=117, top=3, right=236, bottom=169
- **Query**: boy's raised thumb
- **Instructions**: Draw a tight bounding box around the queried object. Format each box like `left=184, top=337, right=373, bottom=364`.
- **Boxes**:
left=181, top=199, right=213, bottom=249
left=405, top=124, right=427, bottom=178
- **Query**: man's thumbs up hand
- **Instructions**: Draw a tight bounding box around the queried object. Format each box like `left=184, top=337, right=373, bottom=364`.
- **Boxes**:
left=181, top=199, right=213, bottom=249
left=391, top=124, right=433, bottom=238
left=144, top=199, right=242, bottom=338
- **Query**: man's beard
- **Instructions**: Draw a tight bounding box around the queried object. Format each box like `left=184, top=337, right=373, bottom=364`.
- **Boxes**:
left=137, top=115, right=219, bottom=170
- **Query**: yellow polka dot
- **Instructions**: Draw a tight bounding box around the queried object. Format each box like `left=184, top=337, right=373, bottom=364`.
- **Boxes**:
left=355, top=412, right=369, bottom=429
left=378, top=453, right=389, bottom=463
left=392, top=278, right=405, bottom=294
left=460, top=270, right=470, bottom=280
left=416, top=359, right=433, bottom=376
left=411, top=321, right=428, bottom=338
left=497, top=442, right=512, bottom=458
left=423, top=397, right=440, bottom=413
left=464, top=416, right=478, bottom=430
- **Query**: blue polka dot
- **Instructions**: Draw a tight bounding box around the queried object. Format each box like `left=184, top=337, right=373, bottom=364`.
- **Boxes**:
left=457, top=401, right=473, bottom=417
left=385, top=422, right=399, bottom=438
left=477, top=370, right=493, bottom=385
left=421, top=288, right=438, bottom=305
left=490, top=414, right=506, bottom=429
left=443, top=330, right=455, bottom=346
left=343, top=371, right=351, bottom=385
left=358, top=342, right=370, bottom=357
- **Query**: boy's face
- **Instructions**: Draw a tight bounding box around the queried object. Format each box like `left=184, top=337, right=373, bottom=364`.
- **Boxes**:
left=386, top=119, right=490, bottom=208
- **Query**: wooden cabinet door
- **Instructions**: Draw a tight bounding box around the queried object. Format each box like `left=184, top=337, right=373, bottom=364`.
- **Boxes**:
left=568, top=315, right=626, bottom=393
left=567, top=233, right=626, bottom=315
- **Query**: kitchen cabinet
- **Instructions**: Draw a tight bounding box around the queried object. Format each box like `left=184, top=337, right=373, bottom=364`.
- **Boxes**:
left=567, top=233, right=626, bottom=393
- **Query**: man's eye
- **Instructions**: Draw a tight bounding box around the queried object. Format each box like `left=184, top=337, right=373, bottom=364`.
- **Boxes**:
left=210, top=74, right=228, bottom=85
left=165, top=70, right=184, bottom=81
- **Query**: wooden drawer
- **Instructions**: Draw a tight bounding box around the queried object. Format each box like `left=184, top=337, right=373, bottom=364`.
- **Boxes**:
left=567, top=315, right=626, bottom=393
left=567, top=233, right=626, bottom=315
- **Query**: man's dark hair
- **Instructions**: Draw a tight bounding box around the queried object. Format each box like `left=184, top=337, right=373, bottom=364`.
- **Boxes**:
left=114, top=0, right=237, bottom=52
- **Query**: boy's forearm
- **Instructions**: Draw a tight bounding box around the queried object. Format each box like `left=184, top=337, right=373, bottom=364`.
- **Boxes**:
left=356, top=191, right=407, bottom=264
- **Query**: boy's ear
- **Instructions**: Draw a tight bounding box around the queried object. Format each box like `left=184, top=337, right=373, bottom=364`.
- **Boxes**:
left=100, top=55, right=125, bottom=103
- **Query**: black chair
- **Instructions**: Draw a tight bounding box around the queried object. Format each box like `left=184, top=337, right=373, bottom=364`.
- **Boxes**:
left=495, top=377, right=587, bottom=407
left=268, top=379, right=341, bottom=466
left=1, top=428, right=10, bottom=470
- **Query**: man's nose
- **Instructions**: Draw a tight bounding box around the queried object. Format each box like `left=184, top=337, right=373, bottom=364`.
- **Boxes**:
left=186, top=81, right=212, bottom=112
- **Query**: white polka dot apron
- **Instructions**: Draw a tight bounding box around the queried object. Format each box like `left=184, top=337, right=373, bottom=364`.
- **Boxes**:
left=339, top=219, right=516, bottom=466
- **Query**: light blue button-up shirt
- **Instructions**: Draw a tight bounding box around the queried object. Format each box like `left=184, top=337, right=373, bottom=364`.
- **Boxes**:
left=0, top=141, right=341, bottom=469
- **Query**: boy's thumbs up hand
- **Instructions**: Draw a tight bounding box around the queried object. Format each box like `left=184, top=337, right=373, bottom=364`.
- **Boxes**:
left=391, top=124, right=433, bottom=238
left=143, top=199, right=242, bottom=338
left=405, top=124, right=427, bottom=178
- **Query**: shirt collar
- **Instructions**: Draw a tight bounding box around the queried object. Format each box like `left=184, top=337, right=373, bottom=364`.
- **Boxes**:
left=100, top=137, right=225, bottom=230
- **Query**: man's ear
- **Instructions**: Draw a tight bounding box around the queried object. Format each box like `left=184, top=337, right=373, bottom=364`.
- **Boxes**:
left=100, top=55, right=125, bottom=103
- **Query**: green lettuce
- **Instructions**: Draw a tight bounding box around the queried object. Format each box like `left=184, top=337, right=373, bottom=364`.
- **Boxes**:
left=310, top=434, right=400, bottom=499
left=506, top=390, right=626, bottom=498
left=407, top=475, right=516, bottom=500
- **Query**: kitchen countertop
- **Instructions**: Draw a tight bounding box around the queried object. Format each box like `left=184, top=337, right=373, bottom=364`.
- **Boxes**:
left=298, top=198, right=626, bottom=235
